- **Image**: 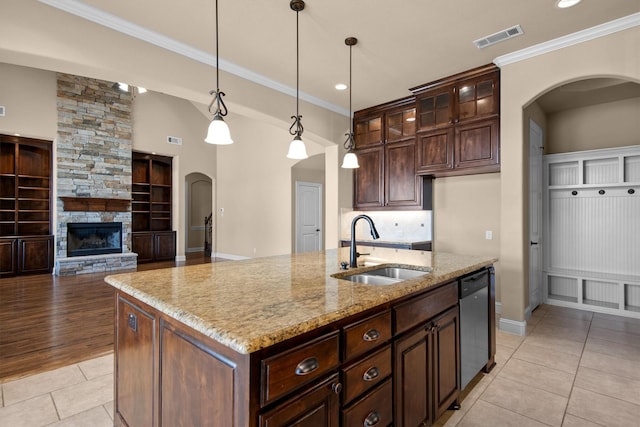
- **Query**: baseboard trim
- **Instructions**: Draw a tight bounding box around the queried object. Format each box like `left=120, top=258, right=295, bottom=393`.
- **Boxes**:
left=175, top=255, right=186, bottom=262
left=499, top=317, right=527, bottom=336
left=214, top=252, right=250, bottom=261
left=495, top=301, right=502, bottom=315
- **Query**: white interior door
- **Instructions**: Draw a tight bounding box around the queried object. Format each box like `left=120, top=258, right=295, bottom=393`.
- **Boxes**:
left=529, top=120, right=544, bottom=312
left=296, top=181, right=322, bottom=253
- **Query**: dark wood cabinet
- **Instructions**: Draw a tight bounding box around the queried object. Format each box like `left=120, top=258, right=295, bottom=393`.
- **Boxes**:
left=353, top=100, right=422, bottom=210
left=413, top=64, right=500, bottom=177
left=393, top=282, right=459, bottom=427
left=353, top=146, right=384, bottom=209
left=0, top=134, right=53, bottom=277
left=417, top=85, right=455, bottom=132
left=18, top=236, right=54, bottom=275
left=432, top=307, right=460, bottom=420
left=394, top=323, right=432, bottom=427
left=115, top=296, right=156, bottom=427
left=113, top=267, right=496, bottom=427
left=385, top=140, right=421, bottom=208
left=352, top=65, right=499, bottom=210
left=454, top=118, right=499, bottom=171
left=131, top=152, right=176, bottom=263
left=260, top=374, right=340, bottom=427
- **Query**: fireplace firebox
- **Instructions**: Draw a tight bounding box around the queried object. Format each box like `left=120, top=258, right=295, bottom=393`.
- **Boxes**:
left=67, top=222, right=123, bottom=257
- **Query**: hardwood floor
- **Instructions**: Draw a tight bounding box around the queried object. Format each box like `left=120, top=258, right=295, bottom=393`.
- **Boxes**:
left=0, top=253, right=220, bottom=382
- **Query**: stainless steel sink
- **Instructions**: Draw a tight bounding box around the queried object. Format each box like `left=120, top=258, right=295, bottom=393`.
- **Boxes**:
left=365, top=267, right=429, bottom=280
left=337, top=267, right=430, bottom=286
left=341, top=274, right=402, bottom=286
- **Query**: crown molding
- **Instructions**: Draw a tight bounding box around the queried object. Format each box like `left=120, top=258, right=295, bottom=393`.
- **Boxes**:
left=38, top=0, right=349, bottom=117
left=494, top=12, right=640, bottom=67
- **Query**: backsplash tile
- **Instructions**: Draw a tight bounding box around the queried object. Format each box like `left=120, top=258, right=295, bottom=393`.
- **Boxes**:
left=340, top=209, right=432, bottom=243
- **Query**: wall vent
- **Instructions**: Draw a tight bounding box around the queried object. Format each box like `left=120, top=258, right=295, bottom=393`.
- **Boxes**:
left=167, top=136, right=182, bottom=145
left=473, top=25, right=524, bottom=49
left=0, top=106, right=5, bottom=117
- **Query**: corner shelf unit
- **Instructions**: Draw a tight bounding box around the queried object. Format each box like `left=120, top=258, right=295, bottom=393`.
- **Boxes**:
left=543, top=145, right=640, bottom=318
left=0, top=134, right=54, bottom=277
left=131, top=151, right=176, bottom=263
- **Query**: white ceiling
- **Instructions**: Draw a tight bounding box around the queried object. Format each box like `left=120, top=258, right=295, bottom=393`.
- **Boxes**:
left=2, top=0, right=640, bottom=116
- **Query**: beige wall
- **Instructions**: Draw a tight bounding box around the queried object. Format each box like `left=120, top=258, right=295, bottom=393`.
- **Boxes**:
left=0, top=63, right=57, bottom=139
left=215, top=114, right=327, bottom=258
left=131, top=91, right=216, bottom=258
left=433, top=174, right=502, bottom=299
left=547, top=97, right=640, bottom=154
left=498, top=26, right=640, bottom=323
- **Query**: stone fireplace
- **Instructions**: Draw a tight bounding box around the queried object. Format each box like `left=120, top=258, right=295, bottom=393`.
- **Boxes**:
left=54, top=74, right=137, bottom=275
left=67, top=222, right=123, bottom=257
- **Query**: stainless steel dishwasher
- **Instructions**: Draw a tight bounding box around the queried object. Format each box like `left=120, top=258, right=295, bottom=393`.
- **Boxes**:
left=459, top=269, right=489, bottom=390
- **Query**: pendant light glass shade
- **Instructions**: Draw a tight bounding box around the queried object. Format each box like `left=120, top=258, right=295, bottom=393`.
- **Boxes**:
left=204, top=0, right=233, bottom=145
left=205, top=114, right=233, bottom=145
left=341, top=151, right=359, bottom=168
left=341, top=37, right=359, bottom=169
left=287, top=135, right=308, bottom=159
left=287, top=0, right=308, bottom=160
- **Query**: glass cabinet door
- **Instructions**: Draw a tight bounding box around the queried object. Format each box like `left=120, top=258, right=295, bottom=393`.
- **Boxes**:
left=456, top=72, right=498, bottom=123
left=385, top=107, right=416, bottom=143
left=417, top=85, right=454, bottom=132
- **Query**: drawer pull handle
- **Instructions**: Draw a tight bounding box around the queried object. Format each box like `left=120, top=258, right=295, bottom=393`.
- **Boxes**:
left=364, top=411, right=380, bottom=426
left=331, top=382, right=342, bottom=394
left=363, top=328, right=380, bottom=342
left=363, top=366, right=380, bottom=381
left=295, top=357, right=319, bottom=376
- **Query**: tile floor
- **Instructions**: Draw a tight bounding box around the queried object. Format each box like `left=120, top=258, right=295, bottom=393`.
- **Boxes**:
left=1, top=304, right=639, bottom=427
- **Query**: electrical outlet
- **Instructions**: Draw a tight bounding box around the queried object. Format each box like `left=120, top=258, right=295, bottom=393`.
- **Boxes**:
left=219, top=207, right=224, bottom=216
left=485, top=230, right=493, bottom=240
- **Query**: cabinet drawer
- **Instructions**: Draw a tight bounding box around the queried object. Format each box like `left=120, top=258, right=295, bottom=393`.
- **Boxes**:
left=342, top=346, right=391, bottom=404
left=261, top=331, right=340, bottom=406
left=394, top=281, right=457, bottom=335
left=342, top=379, right=393, bottom=427
left=343, top=310, right=391, bottom=361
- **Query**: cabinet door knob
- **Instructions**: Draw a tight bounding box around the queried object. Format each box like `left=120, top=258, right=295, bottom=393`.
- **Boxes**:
left=295, top=357, right=319, bottom=376
left=362, top=328, right=380, bottom=342
left=331, top=382, right=342, bottom=394
left=363, top=366, right=380, bottom=381
left=364, top=411, right=380, bottom=426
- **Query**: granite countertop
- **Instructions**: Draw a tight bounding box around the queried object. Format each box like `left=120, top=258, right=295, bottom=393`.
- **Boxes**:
left=105, top=247, right=496, bottom=355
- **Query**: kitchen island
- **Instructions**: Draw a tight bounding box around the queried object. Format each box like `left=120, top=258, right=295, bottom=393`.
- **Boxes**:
left=105, top=247, right=496, bottom=427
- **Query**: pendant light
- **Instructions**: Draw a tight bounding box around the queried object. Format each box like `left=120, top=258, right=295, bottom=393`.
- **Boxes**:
left=205, top=0, right=233, bottom=145
left=341, top=37, right=359, bottom=169
left=286, top=0, right=308, bottom=159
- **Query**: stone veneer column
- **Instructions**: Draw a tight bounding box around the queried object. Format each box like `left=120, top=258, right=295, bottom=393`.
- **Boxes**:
left=56, top=74, right=134, bottom=273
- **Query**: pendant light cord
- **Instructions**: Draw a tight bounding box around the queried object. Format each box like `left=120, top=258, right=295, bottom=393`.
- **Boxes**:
left=208, top=0, right=228, bottom=118
left=289, top=4, right=304, bottom=137
left=344, top=37, right=357, bottom=150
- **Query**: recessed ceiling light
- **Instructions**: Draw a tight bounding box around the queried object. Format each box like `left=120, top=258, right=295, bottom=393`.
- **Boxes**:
left=137, top=87, right=147, bottom=94
left=335, top=83, right=348, bottom=91
left=556, top=0, right=582, bottom=8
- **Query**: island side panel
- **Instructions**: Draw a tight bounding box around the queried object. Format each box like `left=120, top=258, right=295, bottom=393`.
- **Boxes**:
left=114, top=291, right=251, bottom=427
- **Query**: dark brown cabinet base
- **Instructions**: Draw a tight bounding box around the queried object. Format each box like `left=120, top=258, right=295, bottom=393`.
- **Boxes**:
left=132, top=231, right=176, bottom=263
left=113, top=267, right=493, bottom=427
left=0, top=235, right=54, bottom=278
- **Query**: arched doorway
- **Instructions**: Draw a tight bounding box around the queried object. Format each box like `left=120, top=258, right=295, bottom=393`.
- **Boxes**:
left=185, top=172, right=213, bottom=255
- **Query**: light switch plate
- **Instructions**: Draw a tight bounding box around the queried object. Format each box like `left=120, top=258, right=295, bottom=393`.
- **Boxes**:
left=485, top=230, right=493, bottom=240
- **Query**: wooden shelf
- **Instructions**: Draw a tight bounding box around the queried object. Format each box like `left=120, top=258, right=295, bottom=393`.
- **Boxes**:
left=132, top=151, right=175, bottom=263
left=59, top=196, right=130, bottom=212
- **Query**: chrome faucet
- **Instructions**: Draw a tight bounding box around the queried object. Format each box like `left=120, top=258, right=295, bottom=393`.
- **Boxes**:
left=350, top=214, right=380, bottom=268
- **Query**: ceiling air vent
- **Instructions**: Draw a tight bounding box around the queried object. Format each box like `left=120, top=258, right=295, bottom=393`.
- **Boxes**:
left=167, top=136, right=182, bottom=145
left=473, top=25, right=524, bottom=49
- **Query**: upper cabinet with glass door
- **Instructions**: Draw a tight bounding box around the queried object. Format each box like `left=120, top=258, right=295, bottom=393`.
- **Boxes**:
left=385, top=104, right=416, bottom=144
left=456, top=71, right=499, bottom=123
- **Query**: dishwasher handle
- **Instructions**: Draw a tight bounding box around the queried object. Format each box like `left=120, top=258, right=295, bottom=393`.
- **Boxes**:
left=459, top=270, right=489, bottom=298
